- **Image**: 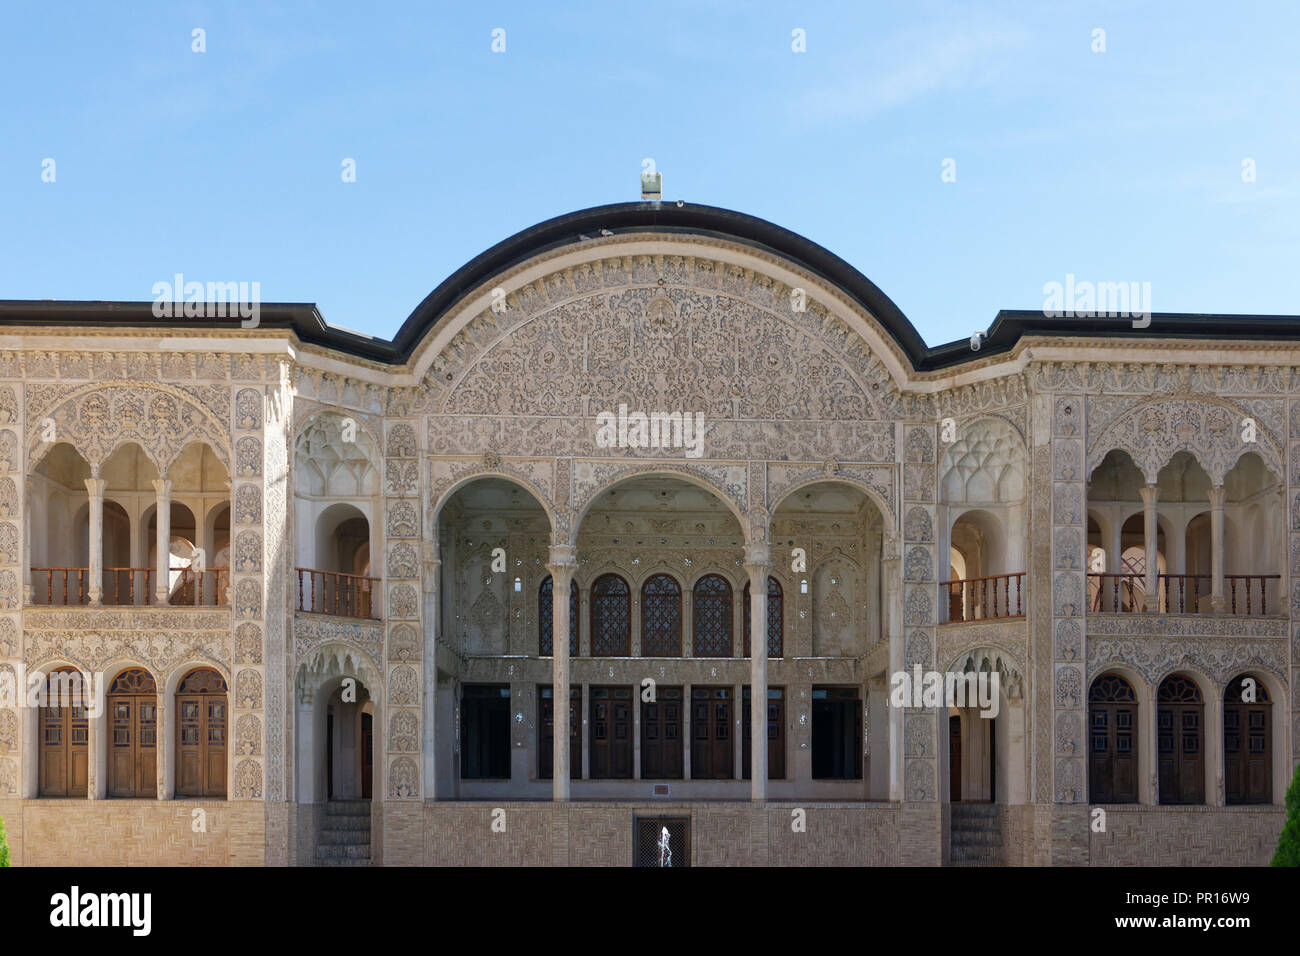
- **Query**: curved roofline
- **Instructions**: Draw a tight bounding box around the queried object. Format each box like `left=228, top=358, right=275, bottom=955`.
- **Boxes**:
left=4, top=200, right=1300, bottom=371
left=392, top=200, right=930, bottom=366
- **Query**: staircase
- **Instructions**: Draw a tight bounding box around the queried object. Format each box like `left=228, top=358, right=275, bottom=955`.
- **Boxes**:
left=949, top=803, right=1003, bottom=866
left=316, top=800, right=372, bottom=866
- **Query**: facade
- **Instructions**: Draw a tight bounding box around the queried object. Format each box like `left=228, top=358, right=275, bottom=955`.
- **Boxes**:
left=0, top=202, right=1293, bottom=866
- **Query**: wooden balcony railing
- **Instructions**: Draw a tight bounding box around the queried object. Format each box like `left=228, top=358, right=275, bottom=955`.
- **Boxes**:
left=941, top=573, right=1025, bottom=623
left=31, top=568, right=90, bottom=606
left=295, top=568, right=379, bottom=619
left=1088, top=572, right=1280, bottom=615
left=30, top=567, right=230, bottom=606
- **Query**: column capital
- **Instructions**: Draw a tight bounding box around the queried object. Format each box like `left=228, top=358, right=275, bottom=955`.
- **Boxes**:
left=744, top=542, right=771, bottom=568
left=1138, top=483, right=1159, bottom=507
left=152, top=478, right=173, bottom=498
left=83, top=477, right=106, bottom=497
left=1207, top=484, right=1227, bottom=508
left=547, top=544, right=578, bottom=574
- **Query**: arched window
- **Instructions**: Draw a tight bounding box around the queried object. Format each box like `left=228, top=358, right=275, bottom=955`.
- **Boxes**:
left=641, top=574, right=682, bottom=657
left=40, top=667, right=89, bottom=797
left=539, top=575, right=579, bottom=657
left=176, top=668, right=228, bottom=798
left=742, top=576, right=784, bottom=658
left=108, top=668, right=157, bottom=798
left=692, top=574, right=733, bottom=657
left=590, top=574, right=630, bottom=657
left=1088, top=674, right=1136, bottom=804
left=1157, top=675, right=1204, bottom=805
left=1224, top=674, right=1271, bottom=805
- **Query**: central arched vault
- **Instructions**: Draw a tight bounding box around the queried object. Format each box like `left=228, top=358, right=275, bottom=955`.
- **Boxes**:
left=407, top=237, right=910, bottom=463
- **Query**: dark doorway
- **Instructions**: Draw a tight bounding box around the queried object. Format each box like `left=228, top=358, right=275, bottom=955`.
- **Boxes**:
left=326, top=713, right=334, bottom=799
left=949, top=715, right=962, bottom=801
left=811, top=686, right=862, bottom=779
left=460, top=684, right=511, bottom=779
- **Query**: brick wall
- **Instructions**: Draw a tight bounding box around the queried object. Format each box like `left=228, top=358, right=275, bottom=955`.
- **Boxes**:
left=1088, top=806, right=1284, bottom=866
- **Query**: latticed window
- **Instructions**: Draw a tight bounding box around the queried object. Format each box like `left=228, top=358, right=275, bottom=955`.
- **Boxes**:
left=539, top=575, right=579, bottom=657
left=590, top=574, right=631, bottom=656
left=742, top=576, right=783, bottom=658
left=641, top=573, right=682, bottom=657
left=1089, top=674, right=1136, bottom=703
left=692, top=573, right=733, bottom=657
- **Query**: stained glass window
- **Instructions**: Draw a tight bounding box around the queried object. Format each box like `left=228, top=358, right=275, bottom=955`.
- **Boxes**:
left=692, top=574, right=733, bottom=657
left=641, top=574, right=682, bottom=657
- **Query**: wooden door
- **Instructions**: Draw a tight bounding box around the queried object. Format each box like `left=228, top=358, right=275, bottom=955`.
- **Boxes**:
left=1157, top=676, right=1203, bottom=805
left=40, top=669, right=88, bottom=797
left=742, top=687, right=785, bottom=780
left=1088, top=675, right=1137, bottom=803
left=176, top=668, right=228, bottom=797
left=589, top=686, right=632, bottom=778
left=690, top=686, right=732, bottom=780
left=539, top=686, right=581, bottom=779
left=108, top=668, right=157, bottom=798
left=1224, top=678, right=1271, bottom=805
left=641, top=686, right=683, bottom=779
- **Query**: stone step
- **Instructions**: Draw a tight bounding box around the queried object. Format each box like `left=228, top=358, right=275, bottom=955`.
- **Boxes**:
left=316, top=843, right=372, bottom=860
left=322, top=813, right=372, bottom=831
left=950, top=830, right=1002, bottom=846
left=317, top=857, right=372, bottom=868
left=325, top=800, right=372, bottom=814
left=952, top=848, right=1001, bottom=863
left=949, top=803, right=999, bottom=816
left=320, top=828, right=371, bottom=846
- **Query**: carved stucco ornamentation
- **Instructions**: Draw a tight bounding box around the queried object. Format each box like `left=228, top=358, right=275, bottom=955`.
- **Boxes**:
left=1087, top=395, right=1283, bottom=483
left=25, top=382, right=231, bottom=472
left=1087, top=636, right=1288, bottom=686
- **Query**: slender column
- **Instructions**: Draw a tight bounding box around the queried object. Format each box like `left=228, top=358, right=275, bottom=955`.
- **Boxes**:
left=85, top=475, right=106, bottom=605
left=882, top=533, right=904, bottom=800
left=1208, top=485, right=1226, bottom=613
left=745, top=544, right=771, bottom=801
left=153, top=478, right=173, bottom=604
left=547, top=544, right=577, bottom=801
left=1107, top=511, right=1123, bottom=574
left=1138, top=484, right=1159, bottom=611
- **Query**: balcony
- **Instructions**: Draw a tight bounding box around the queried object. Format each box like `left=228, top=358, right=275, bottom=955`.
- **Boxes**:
left=30, top=567, right=231, bottom=606
left=940, top=572, right=1026, bottom=623
left=1087, top=572, right=1280, bottom=615
left=295, top=567, right=380, bottom=620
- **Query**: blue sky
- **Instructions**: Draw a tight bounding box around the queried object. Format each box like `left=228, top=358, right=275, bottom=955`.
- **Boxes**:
left=2, top=0, right=1297, bottom=347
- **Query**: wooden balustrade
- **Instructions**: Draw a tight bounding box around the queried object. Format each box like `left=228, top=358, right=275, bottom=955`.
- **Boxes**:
left=31, top=567, right=230, bottom=606
left=1089, top=572, right=1280, bottom=615
left=295, top=568, right=380, bottom=619
left=940, top=572, right=1025, bottom=623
